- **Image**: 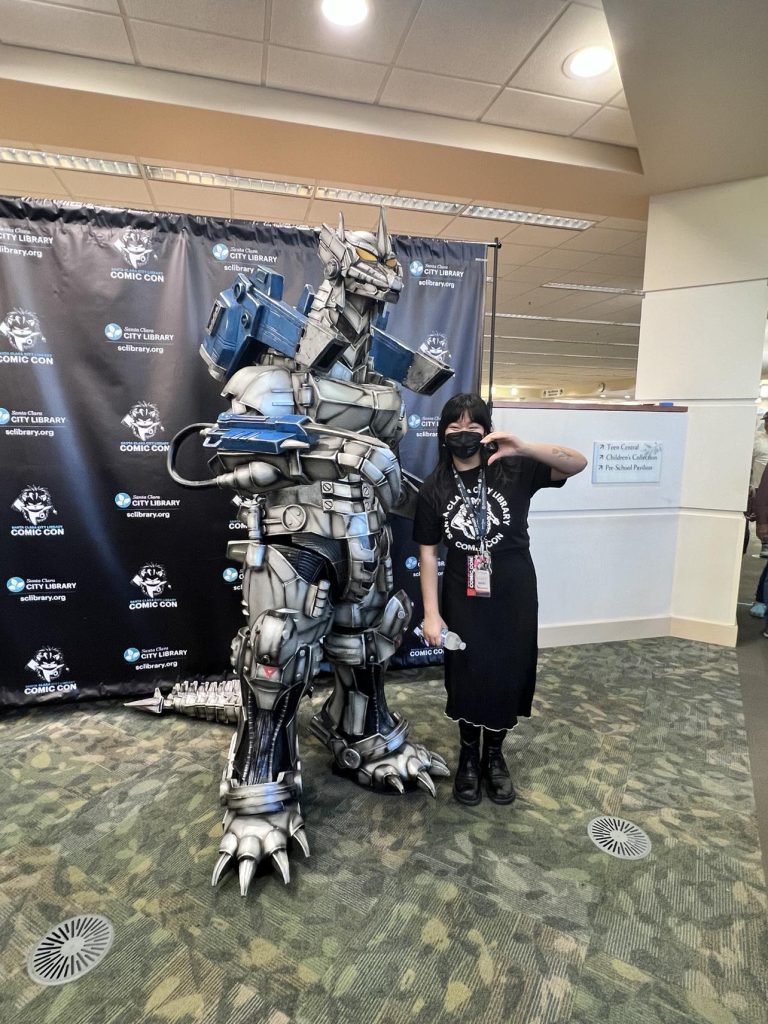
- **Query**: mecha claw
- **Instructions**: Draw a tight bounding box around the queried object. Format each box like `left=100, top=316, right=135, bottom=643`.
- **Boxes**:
left=416, top=769, right=437, bottom=798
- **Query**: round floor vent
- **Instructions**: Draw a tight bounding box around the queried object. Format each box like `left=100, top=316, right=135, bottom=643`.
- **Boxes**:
left=27, top=914, right=114, bottom=986
left=587, top=816, right=651, bottom=860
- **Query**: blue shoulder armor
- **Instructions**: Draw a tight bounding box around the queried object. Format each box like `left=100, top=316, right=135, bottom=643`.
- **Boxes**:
left=201, top=269, right=344, bottom=382
left=370, top=322, right=453, bottom=396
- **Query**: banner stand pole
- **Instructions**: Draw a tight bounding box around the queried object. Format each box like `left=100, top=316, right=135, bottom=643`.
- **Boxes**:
left=487, top=237, right=500, bottom=413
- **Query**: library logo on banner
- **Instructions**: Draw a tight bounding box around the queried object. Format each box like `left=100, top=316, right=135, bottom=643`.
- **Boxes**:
left=0, top=407, right=67, bottom=438
left=409, top=260, right=424, bottom=279
left=104, top=321, right=174, bottom=355
left=415, top=262, right=465, bottom=290
left=113, top=491, right=181, bottom=519
left=123, top=644, right=188, bottom=672
left=0, top=308, right=53, bottom=365
left=211, top=240, right=278, bottom=273
left=120, top=402, right=169, bottom=453
left=25, top=646, right=77, bottom=695
left=7, top=574, right=77, bottom=603
left=130, top=562, right=177, bottom=609
left=111, top=228, right=164, bottom=283
left=222, top=566, right=242, bottom=591
left=0, top=225, right=52, bottom=260
left=11, top=485, right=64, bottom=536
left=411, top=413, right=439, bottom=439
left=420, top=330, right=451, bottom=363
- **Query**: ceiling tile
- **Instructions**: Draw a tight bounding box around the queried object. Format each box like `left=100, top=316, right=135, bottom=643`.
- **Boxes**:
left=577, top=253, right=645, bottom=276
left=379, top=68, right=498, bottom=120
left=35, top=0, right=118, bottom=11
left=493, top=280, right=540, bottom=298
left=0, top=163, right=67, bottom=193
left=509, top=3, right=623, bottom=103
left=526, top=249, right=603, bottom=270
left=613, top=236, right=647, bottom=258
left=266, top=46, right=386, bottom=103
left=0, top=0, right=133, bottom=61
left=558, top=227, right=642, bottom=253
left=598, top=216, right=647, bottom=231
left=440, top=217, right=504, bottom=243
left=496, top=242, right=551, bottom=264
left=306, top=199, right=383, bottom=231
left=55, top=170, right=153, bottom=205
left=269, top=0, right=419, bottom=63
left=541, top=269, right=618, bottom=285
left=574, top=106, right=636, bottom=147
left=147, top=181, right=231, bottom=215
left=232, top=191, right=311, bottom=222
left=379, top=209, right=456, bottom=237
left=396, top=0, right=566, bottom=85
left=609, top=88, right=628, bottom=109
left=125, top=0, right=265, bottom=40
left=498, top=265, right=557, bottom=285
left=131, top=21, right=263, bottom=84
left=483, top=88, right=599, bottom=133
left=505, top=224, right=582, bottom=246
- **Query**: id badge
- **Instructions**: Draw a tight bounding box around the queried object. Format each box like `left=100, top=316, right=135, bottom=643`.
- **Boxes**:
left=467, top=553, right=492, bottom=598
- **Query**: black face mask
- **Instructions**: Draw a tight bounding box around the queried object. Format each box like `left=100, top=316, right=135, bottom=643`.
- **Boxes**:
left=444, top=431, right=483, bottom=460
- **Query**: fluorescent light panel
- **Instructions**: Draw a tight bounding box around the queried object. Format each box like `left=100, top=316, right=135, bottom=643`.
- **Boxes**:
left=144, top=165, right=313, bottom=197
left=543, top=281, right=643, bottom=296
left=462, top=206, right=595, bottom=230
left=486, top=312, right=640, bottom=327
left=0, top=146, right=140, bottom=176
left=315, top=186, right=463, bottom=214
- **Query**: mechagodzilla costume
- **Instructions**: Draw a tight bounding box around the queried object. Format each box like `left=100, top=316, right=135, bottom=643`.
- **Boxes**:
left=167, top=211, right=453, bottom=895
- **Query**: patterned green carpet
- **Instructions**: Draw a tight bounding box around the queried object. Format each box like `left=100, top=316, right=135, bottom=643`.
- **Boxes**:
left=0, top=637, right=766, bottom=1024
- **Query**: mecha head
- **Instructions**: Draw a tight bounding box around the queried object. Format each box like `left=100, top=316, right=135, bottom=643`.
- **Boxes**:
left=318, top=208, right=403, bottom=304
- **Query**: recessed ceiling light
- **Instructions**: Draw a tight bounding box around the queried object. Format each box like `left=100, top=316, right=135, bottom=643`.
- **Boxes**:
left=144, top=165, right=313, bottom=196
left=321, top=0, right=369, bottom=27
left=462, top=206, right=595, bottom=230
left=315, top=186, right=463, bottom=214
left=564, top=46, right=615, bottom=79
left=543, top=282, right=643, bottom=296
left=0, top=146, right=140, bottom=176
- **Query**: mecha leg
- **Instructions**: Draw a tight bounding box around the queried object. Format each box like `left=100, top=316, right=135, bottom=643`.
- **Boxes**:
left=310, top=586, right=450, bottom=793
left=215, top=534, right=332, bottom=895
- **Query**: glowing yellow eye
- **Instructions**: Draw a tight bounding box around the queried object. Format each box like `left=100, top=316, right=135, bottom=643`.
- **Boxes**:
left=356, top=247, right=377, bottom=262
left=384, top=257, right=398, bottom=269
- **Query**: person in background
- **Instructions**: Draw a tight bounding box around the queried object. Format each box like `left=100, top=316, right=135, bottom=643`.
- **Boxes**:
left=748, top=411, right=768, bottom=616
left=752, top=463, right=768, bottom=635
left=413, top=393, right=587, bottom=806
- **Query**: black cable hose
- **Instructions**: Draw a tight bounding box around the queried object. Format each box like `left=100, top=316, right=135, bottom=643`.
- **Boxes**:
left=166, top=422, right=219, bottom=488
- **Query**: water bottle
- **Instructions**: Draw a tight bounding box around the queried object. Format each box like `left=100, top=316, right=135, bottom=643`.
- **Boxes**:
left=414, top=624, right=466, bottom=651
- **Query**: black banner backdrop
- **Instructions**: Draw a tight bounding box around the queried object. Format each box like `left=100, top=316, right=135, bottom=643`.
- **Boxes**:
left=0, top=197, right=485, bottom=708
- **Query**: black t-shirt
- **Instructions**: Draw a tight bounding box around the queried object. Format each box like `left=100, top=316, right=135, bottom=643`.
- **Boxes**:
left=413, top=457, right=565, bottom=555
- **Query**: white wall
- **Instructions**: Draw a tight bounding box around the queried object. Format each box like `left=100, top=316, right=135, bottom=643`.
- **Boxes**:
left=636, top=175, right=768, bottom=645
left=493, top=404, right=687, bottom=647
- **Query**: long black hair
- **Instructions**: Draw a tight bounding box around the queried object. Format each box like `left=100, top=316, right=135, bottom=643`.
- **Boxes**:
left=428, top=392, right=494, bottom=495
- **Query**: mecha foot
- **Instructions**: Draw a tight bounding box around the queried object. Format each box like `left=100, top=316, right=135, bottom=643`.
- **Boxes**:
left=311, top=709, right=449, bottom=794
left=214, top=802, right=309, bottom=896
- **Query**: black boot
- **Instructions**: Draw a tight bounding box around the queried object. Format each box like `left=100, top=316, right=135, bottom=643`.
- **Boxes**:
left=453, top=741, right=482, bottom=805
left=482, top=739, right=516, bottom=804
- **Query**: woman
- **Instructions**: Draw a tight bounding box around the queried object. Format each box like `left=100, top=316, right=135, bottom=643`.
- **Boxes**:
left=413, top=393, right=587, bottom=805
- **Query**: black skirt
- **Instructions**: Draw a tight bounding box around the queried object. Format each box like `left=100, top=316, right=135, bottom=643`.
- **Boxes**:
left=442, top=547, right=538, bottom=730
